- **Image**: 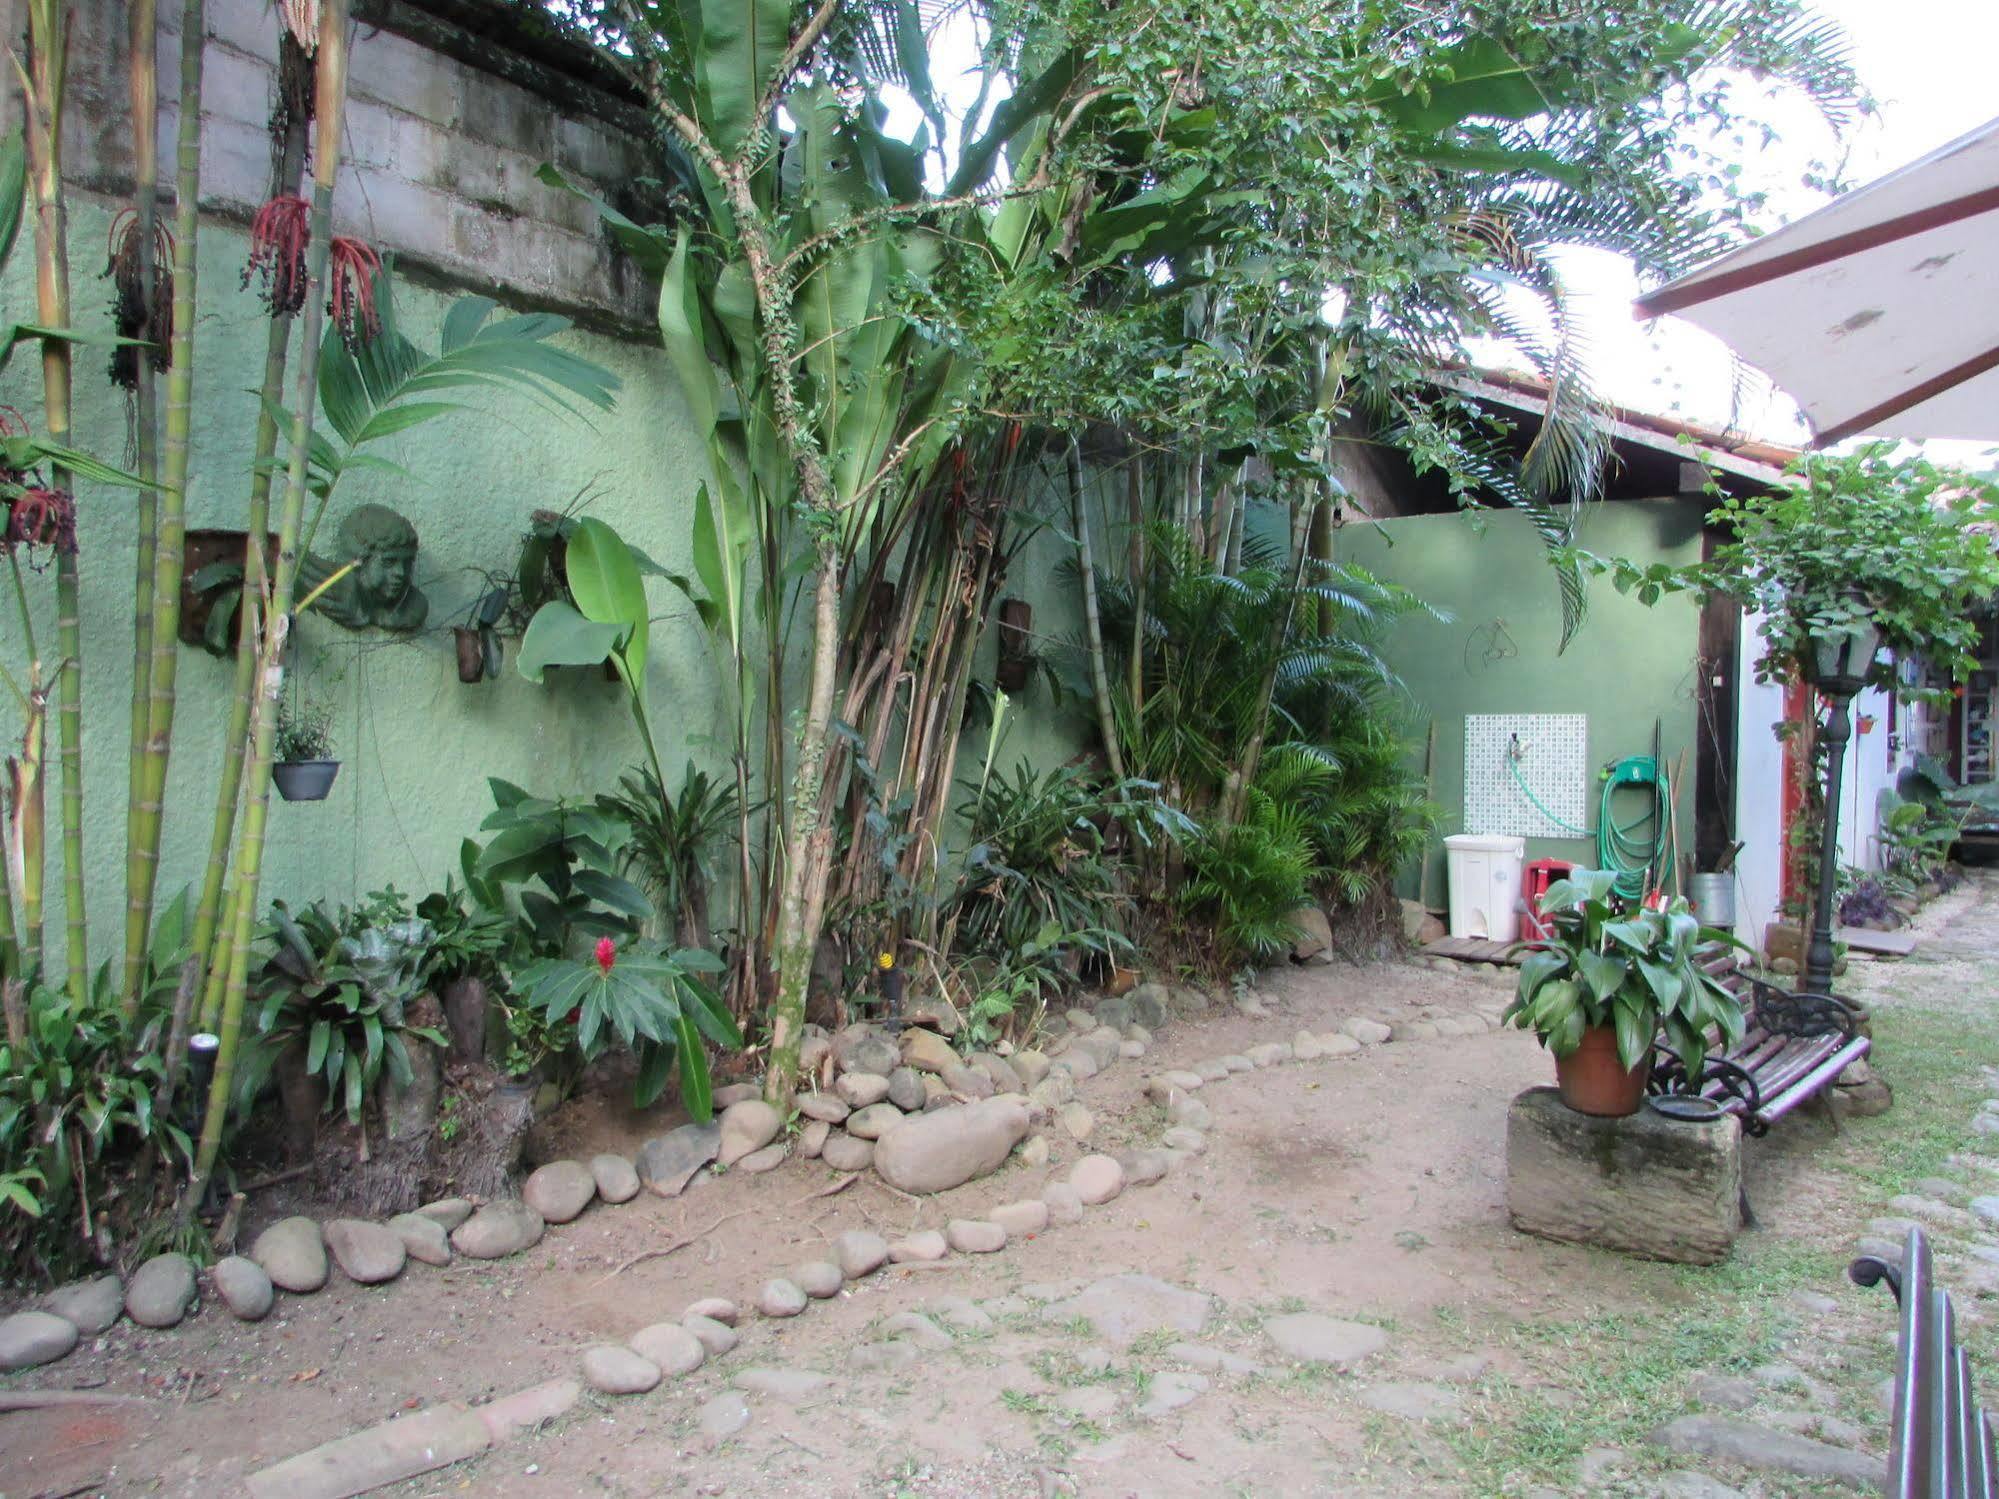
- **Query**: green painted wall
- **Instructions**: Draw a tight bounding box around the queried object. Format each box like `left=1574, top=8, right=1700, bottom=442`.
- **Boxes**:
left=1, top=195, right=1092, bottom=961
left=1341, top=499, right=1707, bottom=908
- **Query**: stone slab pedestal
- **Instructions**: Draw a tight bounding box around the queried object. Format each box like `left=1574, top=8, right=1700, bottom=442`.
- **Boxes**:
left=1506, top=1086, right=1742, bottom=1265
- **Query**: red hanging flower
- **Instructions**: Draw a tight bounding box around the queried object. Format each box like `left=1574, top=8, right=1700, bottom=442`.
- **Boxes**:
left=105, top=208, right=174, bottom=390
left=595, top=937, right=617, bottom=975
left=327, top=236, right=383, bottom=350
left=6, top=487, right=77, bottom=556
left=243, top=195, right=311, bottom=317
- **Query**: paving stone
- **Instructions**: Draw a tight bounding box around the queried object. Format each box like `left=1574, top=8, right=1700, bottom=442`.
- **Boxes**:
left=1166, top=1341, right=1264, bottom=1376
left=882, top=1310, right=955, bottom=1351
left=1652, top=1473, right=1747, bottom=1499
left=474, top=1378, right=581, bottom=1442
left=925, top=1295, right=993, bottom=1332
left=1689, top=1371, right=1759, bottom=1411
left=1041, top=1273, right=1212, bottom=1347
left=697, top=1389, right=752, bottom=1447
left=1264, top=1313, right=1388, bottom=1367
left=1138, top=1369, right=1209, bottom=1418
left=1160, top=1126, right=1207, bottom=1154
left=850, top=1339, right=922, bottom=1371
left=734, top=1367, right=833, bottom=1404
left=245, top=1401, right=491, bottom=1499
left=1650, top=1414, right=1884, bottom=1488
left=1359, top=1381, right=1461, bottom=1421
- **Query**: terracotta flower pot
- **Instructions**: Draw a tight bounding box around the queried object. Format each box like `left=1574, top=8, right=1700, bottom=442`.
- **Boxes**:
left=1553, top=1023, right=1647, bottom=1117
left=454, top=627, right=486, bottom=682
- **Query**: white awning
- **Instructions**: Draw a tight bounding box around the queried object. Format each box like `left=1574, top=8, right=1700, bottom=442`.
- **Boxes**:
left=1635, top=117, right=1999, bottom=446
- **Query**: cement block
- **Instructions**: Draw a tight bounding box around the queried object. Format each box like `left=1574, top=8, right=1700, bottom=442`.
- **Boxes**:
left=1507, top=1087, right=1742, bottom=1265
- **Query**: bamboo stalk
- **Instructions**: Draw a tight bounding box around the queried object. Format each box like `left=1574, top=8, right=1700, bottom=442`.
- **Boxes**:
left=1067, top=439, right=1124, bottom=779
left=187, top=107, right=309, bottom=1039
left=192, top=0, right=349, bottom=1191
left=126, top=0, right=208, bottom=1012
left=120, top=0, right=163, bottom=1011
left=22, top=0, right=87, bottom=1003
left=1219, top=497, right=1315, bottom=827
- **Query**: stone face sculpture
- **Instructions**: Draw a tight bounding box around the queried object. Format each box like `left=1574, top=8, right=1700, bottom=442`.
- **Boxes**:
left=299, top=503, right=428, bottom=632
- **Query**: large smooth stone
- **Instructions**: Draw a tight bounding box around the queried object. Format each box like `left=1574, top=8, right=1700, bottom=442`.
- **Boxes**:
left=450, top=1201, right=545, bottom=1259
left=590, top=1154, right=641, bottom=1204
left=1265, top=1313, right=1389, bottom=1367
left=251, top=1215, right=328, bottom=1293
left=386, top=1212, right=453, bottom=1266
left=820, top=1132, right=875, bottom=1172
left=630, top=1322, right=707, bottom=1375
left=836, top=1230, right=890, bottom=1279
left=43, top=1274, right=122, bottom=1334
left=0, top=1310, right=78, bottom=1370
left=846, top=1101, right=905, bottom=1140
left=873, top=1097, right=1031, bottom=1194
left=324, top=1219, right=407, bottom=1284
left=524, top=1160, right=597, bottom=1224
left=583, top=1344, right=661, bottom=1395
left=212, top=1255, right=276, bottom=1321
left=637, top=1122, right=722, bottom=1196
left=718, top=1101, right=783, bottom=1168
left=126, top=1253, right=197, bottom=1328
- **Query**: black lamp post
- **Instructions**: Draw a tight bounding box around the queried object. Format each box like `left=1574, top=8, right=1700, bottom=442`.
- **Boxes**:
left=1803, top=610, right=1882, bottom=996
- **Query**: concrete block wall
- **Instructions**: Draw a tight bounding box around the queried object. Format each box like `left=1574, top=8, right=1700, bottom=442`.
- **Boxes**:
left=46, top=0, right=658, bottom=325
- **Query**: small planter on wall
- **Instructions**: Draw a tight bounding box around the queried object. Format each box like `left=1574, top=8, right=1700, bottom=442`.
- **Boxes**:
left=273, top=760, right=340, bottom=802
left=181, top=529, right=280, bottom=650
left=996, top=598, right=1033, bottom=692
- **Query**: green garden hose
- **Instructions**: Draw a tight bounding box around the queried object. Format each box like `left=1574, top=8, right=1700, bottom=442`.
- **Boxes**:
left=1506, top=751, right=1671, bottom=899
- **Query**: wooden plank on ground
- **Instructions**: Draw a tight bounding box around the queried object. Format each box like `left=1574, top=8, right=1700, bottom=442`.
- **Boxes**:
left=1420, top=937, right=1522, bottom=965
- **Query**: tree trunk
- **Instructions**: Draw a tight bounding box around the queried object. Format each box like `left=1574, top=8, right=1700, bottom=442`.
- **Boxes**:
left=1068, top=439, right=1125, bottom=779
left=1219, top=498, right=1315, bottom=826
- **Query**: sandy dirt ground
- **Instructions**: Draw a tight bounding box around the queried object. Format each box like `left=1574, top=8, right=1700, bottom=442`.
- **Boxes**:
left=2, top=890, right=1978, bottom=1499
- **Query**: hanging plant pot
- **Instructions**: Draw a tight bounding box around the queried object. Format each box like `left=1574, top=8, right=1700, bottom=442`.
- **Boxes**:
left=454, top=627, right=485, bottom=683
left=1552, top=1024, right=1647, bottom=1117
left=272, top=759, right=340, bottom=802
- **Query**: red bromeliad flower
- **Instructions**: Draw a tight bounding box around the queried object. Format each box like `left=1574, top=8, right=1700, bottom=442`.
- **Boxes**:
left=327, top=236, right=383, bottom=349
left=243, top=195, right=311, bottom=317
left=595, top=937, right=617, bottom=975
left=6, top=487, right=77, bottom=557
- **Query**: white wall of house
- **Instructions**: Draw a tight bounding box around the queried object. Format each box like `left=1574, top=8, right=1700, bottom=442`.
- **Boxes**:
left=1730, top=609, right=1905, bottom=954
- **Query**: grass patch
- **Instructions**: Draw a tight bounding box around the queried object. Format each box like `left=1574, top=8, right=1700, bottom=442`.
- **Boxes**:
left=1828, top=1001, right=1999, bottom=1196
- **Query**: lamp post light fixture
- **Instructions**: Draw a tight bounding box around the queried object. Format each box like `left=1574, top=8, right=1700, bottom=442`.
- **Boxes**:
left=1803, top=610, right=1884, bottom=996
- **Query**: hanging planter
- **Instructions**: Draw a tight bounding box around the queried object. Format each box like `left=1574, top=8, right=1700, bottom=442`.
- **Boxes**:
left=454, top=585, right=511, bottom=683
left=272, top=692, right=338, bottom=802
left=179, top=528, right=279, bottom=650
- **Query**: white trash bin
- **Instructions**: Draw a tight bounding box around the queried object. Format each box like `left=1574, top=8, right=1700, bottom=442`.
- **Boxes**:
left=1444, top=833, right=1526, bottom=942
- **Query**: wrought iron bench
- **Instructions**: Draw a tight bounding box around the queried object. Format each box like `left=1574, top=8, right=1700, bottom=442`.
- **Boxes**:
left=1647, top=946, right=1870, bottom=1135
left=1851, top=1226, right=1998, bottom=1497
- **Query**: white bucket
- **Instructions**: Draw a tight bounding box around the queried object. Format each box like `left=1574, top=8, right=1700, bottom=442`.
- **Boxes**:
left=1444, top=834, right=1526, bottom=942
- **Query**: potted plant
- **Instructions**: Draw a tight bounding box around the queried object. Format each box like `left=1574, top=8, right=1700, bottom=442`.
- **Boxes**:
left=272, top=694, right=339, bottom=802
left=1503, top=868, right=1745, bottom=1117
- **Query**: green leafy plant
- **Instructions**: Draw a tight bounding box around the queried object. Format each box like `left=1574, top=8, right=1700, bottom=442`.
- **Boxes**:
left=273, top=693, right=333, bottom=763
left=598, top=761, right=739, bottom=952
left=468, top=778, right=654, bottom=956
left=244, top=897, right=445, bottom=1124
left=512, top=939, right=739, bottom=1115
left=1503, top=869, right=1744, bottom=1080
left=1699, top=448, right=1999, bottom=696
left=0, top=907, right=194, bottom=1280
left=1180, top=798, right=1317, bottom=965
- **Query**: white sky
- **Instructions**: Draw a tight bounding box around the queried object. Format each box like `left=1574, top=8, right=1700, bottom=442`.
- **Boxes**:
left=1578, top=0, right=1999, bottom=460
